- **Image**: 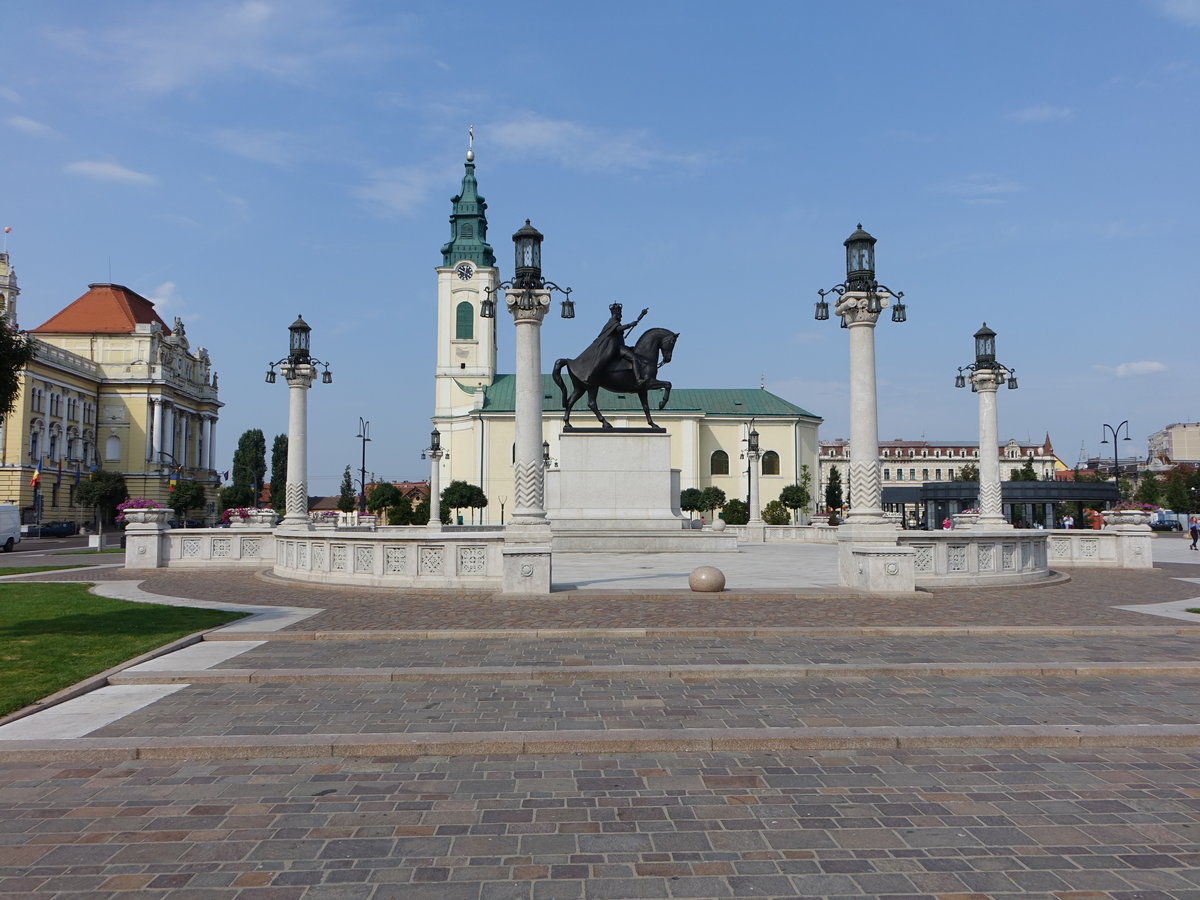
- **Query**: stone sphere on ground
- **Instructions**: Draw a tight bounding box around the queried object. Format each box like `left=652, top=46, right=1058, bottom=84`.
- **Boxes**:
left=711, top=519, right=726, bottom=532
left=688, top=566, right=726, bottom=592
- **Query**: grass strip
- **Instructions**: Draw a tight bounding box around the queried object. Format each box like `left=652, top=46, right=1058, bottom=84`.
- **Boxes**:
left=0, top=565, right=91, bottom=576
left=60, top=548, right=124, bottom=555
left=0, top=583, right=246, bottom=718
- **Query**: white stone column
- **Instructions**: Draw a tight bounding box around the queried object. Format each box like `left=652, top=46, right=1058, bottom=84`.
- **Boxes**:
left=145, top=399, right=155, bottom=461
left=837, top=292, right=885, bottom=525
left=509, top=288, right=551, bottom=527
left=283, top=366, right=315, bottom=526
left=747, top=451, right=763, bottom=524
left=426, top=448, right=443, bottom=531
left=207, top=417, right=217, bottom=471
left=971, top=370, right=1010, bottom=528
left=152, top=398, right=163, bottom=462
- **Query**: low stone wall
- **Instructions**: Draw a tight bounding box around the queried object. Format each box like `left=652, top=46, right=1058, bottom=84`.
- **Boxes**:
left=896, top=529, right=1051, bottom=588
left=272, top=527, right=507, bottom=589
left=1047, top=527, right=1153, bottom=570
left=724, top=525, right=839, bottom=544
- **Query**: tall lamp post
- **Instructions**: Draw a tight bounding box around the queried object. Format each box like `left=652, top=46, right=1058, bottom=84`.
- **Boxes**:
left=1100, top=420, right=1131, bottom=497
left=814, top=225, right=907, bottom=526
left=954, top=323, right=1018, bottom=528
left=745, top=421, right=763, bottom=526
left=422, top=428, right=443, bottom=530
left=480, top=220, right=573, bottom=530
left=266, top=316, right=333, bottom=526
left=356, top=418, right=371, bottom=514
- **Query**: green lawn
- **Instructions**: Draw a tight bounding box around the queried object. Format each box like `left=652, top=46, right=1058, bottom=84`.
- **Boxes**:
left=0, top=583, right=246, bottom=718
left=0, top=565, right=91, bottom=576
left=61, top=548, right=125, bottom=555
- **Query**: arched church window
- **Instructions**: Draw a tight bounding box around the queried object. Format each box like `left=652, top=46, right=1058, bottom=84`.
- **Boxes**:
left=761, top=451, right=780, bottom=476
left=710, top=450, right=729, bottom=476
left=455, top=301, right=474, bottom=340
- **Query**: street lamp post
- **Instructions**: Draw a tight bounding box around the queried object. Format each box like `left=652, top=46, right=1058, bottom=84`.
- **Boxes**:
left=1100, top=420, right=1132, bottom=498
left=480, top=220, right=573, bottom=530
left=356, top=417, right=371, bottom=514
left=266, top=316, right=333, bottom=526
left=954, top=323, right=1019, bottom=528
left=423, top=428, right=443, bottom=530
left=745, top=421, right=763, bottom=526
left=814, top=225, right=907, bottom=526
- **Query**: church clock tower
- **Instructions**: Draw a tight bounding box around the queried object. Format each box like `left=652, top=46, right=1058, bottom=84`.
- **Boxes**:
left=434, top=140, right=498, bottom=418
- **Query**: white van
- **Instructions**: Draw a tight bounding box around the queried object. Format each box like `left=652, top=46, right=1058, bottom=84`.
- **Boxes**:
left=0, top=504, right=20, bottom=552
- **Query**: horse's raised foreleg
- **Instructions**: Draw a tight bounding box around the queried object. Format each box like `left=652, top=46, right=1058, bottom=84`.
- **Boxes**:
left=586, top=385, right=612, bottom=429
left=641, top=379, right=672, bottom=410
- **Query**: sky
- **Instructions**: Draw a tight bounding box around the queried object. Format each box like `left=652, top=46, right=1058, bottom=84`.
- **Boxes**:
left=2, top=0, right=1196, bottom=493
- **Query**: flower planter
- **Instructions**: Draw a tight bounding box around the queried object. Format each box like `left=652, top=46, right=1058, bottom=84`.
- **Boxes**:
left=122, top=508, right=170, bottom=528
left=952, top=513, right=979, bottom=530
left=1102, top=510, right=1152, bottom=529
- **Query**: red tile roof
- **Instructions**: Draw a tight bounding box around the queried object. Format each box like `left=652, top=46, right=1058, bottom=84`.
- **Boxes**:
left=31, top=283, right=170, bottom=335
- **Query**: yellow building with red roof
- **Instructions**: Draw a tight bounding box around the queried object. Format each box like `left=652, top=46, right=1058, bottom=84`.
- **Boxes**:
left=0, top=251, right=222, bottom=528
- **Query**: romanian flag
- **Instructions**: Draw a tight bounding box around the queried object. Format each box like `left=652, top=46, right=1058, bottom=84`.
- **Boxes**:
left=169, top=470, right=178, bottom=492
left=29, top=459, right=41, bottom=487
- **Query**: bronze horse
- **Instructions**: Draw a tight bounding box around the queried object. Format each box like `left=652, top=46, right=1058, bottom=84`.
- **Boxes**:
left=551, top=327, right=679, bottom=429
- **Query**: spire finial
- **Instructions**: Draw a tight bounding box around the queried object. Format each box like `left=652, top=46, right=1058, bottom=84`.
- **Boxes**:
left=466, top=125, right=474, bottom=162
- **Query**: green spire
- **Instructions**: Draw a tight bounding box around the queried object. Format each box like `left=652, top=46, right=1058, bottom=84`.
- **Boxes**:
left=440, top=151, right=495, bottom=267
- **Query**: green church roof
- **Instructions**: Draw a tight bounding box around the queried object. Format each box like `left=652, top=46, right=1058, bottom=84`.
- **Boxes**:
left=440, top=157, right=496, bottom=267
left=478, top=374, right=819, bottom=419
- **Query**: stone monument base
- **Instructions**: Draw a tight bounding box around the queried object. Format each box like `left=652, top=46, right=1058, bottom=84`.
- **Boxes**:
left=546, top=430, right=736, bottom=552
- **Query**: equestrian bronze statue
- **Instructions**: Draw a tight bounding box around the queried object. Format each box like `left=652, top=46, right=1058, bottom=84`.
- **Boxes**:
left=551, top=303, right=679, bottom=430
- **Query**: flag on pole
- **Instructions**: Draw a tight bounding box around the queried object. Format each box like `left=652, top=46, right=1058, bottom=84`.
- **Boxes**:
left=56, top=460, right=62, bottom=484
left=169, top=468, right=179, bottom=492
left=29, top=459, right=41, bottom=487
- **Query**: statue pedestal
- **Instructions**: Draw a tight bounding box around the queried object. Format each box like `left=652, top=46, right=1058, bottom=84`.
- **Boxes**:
left=547, top=431, right=736, bottom=552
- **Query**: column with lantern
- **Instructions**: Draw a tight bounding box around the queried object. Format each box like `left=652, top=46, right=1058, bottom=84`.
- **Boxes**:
left=954, top=323, right=1018, bottom=529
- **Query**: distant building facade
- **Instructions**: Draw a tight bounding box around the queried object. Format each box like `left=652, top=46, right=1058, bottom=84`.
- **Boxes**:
left=1149, top=423, right=1200, bottom=467
left=0, top=253, right=222, bottom=524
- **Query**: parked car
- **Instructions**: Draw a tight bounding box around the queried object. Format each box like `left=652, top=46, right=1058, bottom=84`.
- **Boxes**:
left=0, top=505, right=20, bottom=552
left=1150, top=518, right=1183, bottom=532
left=28, top=520, right=80, bottom=538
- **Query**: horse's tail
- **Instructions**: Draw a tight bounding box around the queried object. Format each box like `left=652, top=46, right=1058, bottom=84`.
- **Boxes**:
left=551, top=359, right=570, bottom=406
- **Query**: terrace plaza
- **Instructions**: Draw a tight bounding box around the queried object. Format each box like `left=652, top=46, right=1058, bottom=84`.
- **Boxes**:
left=0, top=537, right=1199, bottom=898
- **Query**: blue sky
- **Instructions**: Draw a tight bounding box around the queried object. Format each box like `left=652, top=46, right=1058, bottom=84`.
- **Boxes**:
left=3, top=0, right=1195, bottom=492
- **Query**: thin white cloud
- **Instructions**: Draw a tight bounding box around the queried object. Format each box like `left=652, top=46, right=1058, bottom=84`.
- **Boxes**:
left=485, top=113, right=703, bottom=172
left=211, top=127, right=299, bottom=166
left=932, top=173, right=1024, bottom=204
left=0, top=86, right=19, bottom=103
left=352, top=166, right=442, bottom=216
left=45, top=0, right=394, bottom=97
left=1151, top=0, right=1200, bottom=26
left=1094, top=360, right=1167, bottom=377
left=1006, top=105, right=1074, bottom=124
left=65, top=160, right=157, bottom=186
left=6, top=115, right=56, bottom=136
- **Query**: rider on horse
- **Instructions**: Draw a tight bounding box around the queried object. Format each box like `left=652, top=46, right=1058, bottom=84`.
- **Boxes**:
left=573, top=303, right=650, bottom=387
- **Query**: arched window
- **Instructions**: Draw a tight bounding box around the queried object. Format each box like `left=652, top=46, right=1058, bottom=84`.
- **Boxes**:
left=710, top=450, right=729, bottom=475
left=761, top=451, right=780, bottom=476
left=455, top=301, right=474, bottom=340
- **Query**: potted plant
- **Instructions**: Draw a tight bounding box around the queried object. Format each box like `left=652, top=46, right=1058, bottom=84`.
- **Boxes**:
left=117, top=497, right=169, bottom=527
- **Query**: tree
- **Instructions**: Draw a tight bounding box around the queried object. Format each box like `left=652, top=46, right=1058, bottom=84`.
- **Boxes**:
left=75, top=470, right=127, bottom=529
left=761, top=499, right=791, bottom=525
left=1009, top=459, right=1038, bottom=482
left=270, top=434, right=288, bottom=514
left=337, top=466, right=357, bottom=513
left=441, top=480, right=481, bottom=523
left=698, top=486, right=726, bottom=522
left=722, top=498, right=749, bottom=525
left=464, top=483, right=488, bottom=524
left=0, top=324, right=34, bottom=417
left=679, top=487, right=703, bottom=521
left=779, top=468, right=812, bottom=524
left=228, top=429, right=267, bottom=508
left=366, top=482, right=401, bottom=519
left=169, top=480, right=206, bottom=524
left=824, top=466, right=843, bottom=511
left=1135, top=472, right=1162, bottom=507
left=957, top=463, right=979, bottom=482
left=413, top=496, right=450, bottom=526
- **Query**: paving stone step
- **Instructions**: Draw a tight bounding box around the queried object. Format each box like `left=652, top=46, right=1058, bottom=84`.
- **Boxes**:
left=107, top=661, right=1200, bottom=685
left=5, top=723, right=1200, bottom=762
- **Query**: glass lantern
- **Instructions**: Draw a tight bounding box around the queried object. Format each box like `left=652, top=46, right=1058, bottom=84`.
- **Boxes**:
left=974, top=323, right=997, bottom=368
left=843, top=224, right=876, bottom=290
left=512, top=219, right=543, bottom=289
left=288, top=315, right=311, bottom=365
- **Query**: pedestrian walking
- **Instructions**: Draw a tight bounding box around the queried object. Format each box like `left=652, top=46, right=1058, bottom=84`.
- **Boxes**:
left=1189, top=516, right=1199, bottom=551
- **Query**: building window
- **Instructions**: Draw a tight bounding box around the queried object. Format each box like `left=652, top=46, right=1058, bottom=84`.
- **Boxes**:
left=882, top=449, right=889, bottom=458
left=948, top=468, right=955, bottom=480
left=922, top=468, right=929, bottom=480
left=883, top=469, right=890, bottom=481
left=29, top=432, right=39, bottom=460
left=455, top=300, right=474, bottom=340
left=710, top=450, right=729, bottom=476
left=909, top=468, right=916, bottom=480
left=761, top=451, right=780, bottom=476
left=935, top=468, right=942, bottom=480
left=896, top=469, right=904, bottom=481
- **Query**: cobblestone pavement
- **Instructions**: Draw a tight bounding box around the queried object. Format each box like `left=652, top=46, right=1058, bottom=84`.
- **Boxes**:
left=2, top=749, right=1200, bottom=899
left=2, top=552, right=1200, bottom=896
left=204, top=634, right=1200, bottom=670
left=15, top=563, right=1200, bottom=629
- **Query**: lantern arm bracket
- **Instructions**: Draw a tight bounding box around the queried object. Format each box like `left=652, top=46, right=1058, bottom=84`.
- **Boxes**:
left=266, top=355, right=333, bottom=384
left=815, top=281, right=907, bottom=323
left=954, top=358, right=1016, bottom=389
left=483, top=281, right=574, bottom=317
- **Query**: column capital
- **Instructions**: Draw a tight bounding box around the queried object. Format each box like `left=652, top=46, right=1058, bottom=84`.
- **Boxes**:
left=835, top=290, right=885, bottom=326
left=506, top=288, right=551, bottom=325
left=285, top=365, right=317, bottom=389
left=969, top=369, right=1003, bottom=392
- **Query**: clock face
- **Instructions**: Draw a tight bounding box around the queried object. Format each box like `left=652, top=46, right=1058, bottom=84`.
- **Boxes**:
left=455, top=263, right=474, bottom=281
